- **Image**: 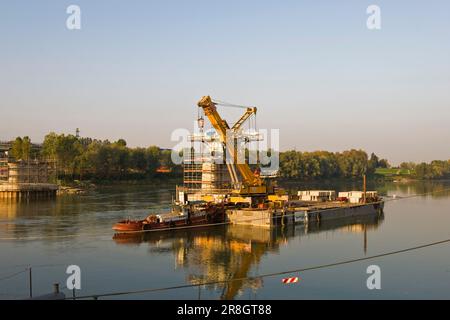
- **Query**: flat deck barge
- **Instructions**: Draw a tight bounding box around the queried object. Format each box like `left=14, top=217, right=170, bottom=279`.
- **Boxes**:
left=227, top=200, right=384, bottom=228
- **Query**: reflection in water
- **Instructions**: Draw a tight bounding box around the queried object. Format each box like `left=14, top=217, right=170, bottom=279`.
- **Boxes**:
left=113, top=212, right=384, bottom=299
left=381, top=180, right=450, bottom=198
left=0, top=185, right=174, bottom=240
left=0, top=180, right=446, bottom=241
left=2, top=179, right=449, bottom=299
left=283, top=180, right=450, bottom=199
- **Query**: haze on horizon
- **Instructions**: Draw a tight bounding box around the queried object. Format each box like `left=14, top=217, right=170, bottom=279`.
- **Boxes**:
left=1, top=1, right=449, bottom=165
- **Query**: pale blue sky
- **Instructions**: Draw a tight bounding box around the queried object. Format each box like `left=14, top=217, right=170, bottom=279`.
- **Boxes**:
left=1, top=1, right=449, bottom=164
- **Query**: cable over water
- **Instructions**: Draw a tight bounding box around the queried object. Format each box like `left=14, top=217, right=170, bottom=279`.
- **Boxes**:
left=70, top=237, right=450, bottom=299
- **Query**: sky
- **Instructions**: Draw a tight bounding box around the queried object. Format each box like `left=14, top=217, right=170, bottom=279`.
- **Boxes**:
left=0, top=0, right=449, bottom=165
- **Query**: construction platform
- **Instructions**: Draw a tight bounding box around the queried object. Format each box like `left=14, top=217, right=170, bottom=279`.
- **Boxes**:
left=0, top=183, right=58, bottom=200
left=0, top=158, right=58, bottom=200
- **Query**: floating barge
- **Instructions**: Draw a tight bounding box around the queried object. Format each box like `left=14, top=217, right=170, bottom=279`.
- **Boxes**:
left=113, top=192, right=384, bottom=233
left=228, top=199, right=384, bottom=228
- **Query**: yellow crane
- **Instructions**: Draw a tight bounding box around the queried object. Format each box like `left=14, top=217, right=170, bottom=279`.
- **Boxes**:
left=197, top=96, right=270, bottom=197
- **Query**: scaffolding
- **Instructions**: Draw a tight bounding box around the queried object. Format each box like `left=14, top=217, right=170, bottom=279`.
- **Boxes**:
left=0, top=158, right=8, bottom=181
left=0, top=158, right=57, bottom=184
left=183, top=152, right=231, bottom=195
left=0, top=158, right=58, bottom=200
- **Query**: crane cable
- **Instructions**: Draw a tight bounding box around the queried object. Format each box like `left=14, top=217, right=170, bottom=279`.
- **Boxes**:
left=212, top=99, right=251, bottom=109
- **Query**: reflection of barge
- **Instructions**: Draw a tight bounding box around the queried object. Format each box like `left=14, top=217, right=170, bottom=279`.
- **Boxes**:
left=113, top=210, right=384, bottom=245
left=112, top=211, right=384, bottom=299
left=112, top=203, right=226, bottom=232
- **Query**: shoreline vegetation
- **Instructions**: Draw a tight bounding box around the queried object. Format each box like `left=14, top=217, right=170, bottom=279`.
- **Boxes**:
left=6, top=133, right=450, bottom=191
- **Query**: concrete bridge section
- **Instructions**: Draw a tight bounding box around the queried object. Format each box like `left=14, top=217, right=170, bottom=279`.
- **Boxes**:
left=0, top=183, right=58, bottom=199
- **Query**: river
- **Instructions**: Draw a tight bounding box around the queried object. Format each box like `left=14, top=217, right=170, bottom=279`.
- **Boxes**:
left=1, top=180, right=449, bottom=299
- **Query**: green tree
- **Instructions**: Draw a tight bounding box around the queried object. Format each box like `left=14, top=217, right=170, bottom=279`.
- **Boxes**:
left=21, top=136, right=31, bottom=161
left=146, top=146, right=161, bottom=174
left=130, top=148, right=147, bottom=172
left=368, top=153, right=379, bottom=174
left=11, top=137, right=23, bottom=160
left=336, top=149, right=368, bottom=177
left=415, top=163, right=430, bottom=179
left=400, top=162, right=415, bottom=170
left=41, top=133, right=82, bottom=177
left=41, top=132, right=58, bottom=159
left=116, top=139, right=127, bottom=147
left=378, top=159, right=390, bottom=168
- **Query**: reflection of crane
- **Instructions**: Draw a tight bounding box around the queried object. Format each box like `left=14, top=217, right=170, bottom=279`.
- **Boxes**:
left=112, top=213, right=384, bottom=299
left=220, top=242, right=266, bottom=300
left=197, top=96, right=268, bottom=196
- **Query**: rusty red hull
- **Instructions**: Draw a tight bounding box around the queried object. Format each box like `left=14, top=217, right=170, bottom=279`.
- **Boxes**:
left=112, top=220, right=146, bottom=232
left=113, top=206, right=226, bottom=233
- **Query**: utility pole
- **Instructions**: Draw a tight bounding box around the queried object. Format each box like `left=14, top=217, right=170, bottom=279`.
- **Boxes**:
left=28, top=267, right=32, bottom=298
left=364, top=225, right=367, bottom=254
left=363, top=174, right=367, bottom=204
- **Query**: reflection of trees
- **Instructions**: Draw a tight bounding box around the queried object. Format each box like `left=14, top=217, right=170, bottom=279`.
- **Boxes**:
left=113, top=212, right=384, bottom=299
left=0, top=183, right=175, bottom=241
left=386, top=181, right=450, bottom=199
left=281, top=180, right=450, bottom=199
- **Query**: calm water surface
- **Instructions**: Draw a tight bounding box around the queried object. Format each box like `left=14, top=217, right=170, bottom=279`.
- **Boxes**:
left=1, top=180, right=449, bottom=299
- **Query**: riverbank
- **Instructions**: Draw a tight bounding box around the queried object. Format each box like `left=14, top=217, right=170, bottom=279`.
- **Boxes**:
left=54, top=175, right=450, bottom=197
left=56, top=176, right=182, bottom=195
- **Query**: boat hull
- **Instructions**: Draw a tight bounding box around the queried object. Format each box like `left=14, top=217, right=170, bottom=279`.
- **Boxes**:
left=112, top=220, right=145, bottom=232
left=112, top=205, right=226, bottom=233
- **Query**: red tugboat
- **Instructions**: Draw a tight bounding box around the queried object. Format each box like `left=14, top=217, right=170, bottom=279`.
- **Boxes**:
left=113, top=203, right=226, bottom=232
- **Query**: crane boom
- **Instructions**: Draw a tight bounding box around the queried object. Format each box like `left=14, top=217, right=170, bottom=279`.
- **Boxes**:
left=197, top=96, right=265, bottom=194
left=231, top=107, right=257, bottom=131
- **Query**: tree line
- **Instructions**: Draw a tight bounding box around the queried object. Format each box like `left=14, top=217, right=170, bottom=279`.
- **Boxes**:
left=10, top=136, right=35, bottom=161
left=278, top=150, right=389, bottom=179
left=399, top=160, right=450, bottom=180
left=7, top=133, right=449, bottom=181
left=9, top=133, right=178, bottom=181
